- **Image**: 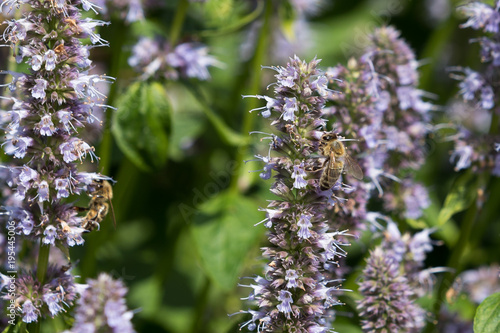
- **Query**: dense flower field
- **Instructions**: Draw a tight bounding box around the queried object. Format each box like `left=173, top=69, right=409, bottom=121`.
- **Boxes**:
left=0, top=0, right=499, bottom=332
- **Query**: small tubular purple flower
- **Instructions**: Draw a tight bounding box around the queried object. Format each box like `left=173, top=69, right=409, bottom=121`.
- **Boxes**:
left=22, top=300, right=39, bottom=323
left=457, top=68, right=484, bottom=101
left=43, top=225, right=57, bottom=245
left=285, top=269, right=300, bottom=289
left=282, top=97, right=298, bottom=121
left=32, top=78, right=48, bottom=99
left=291, top=161, right=308, bottom=189
left=43, top=293, right=64, bottom=317
left=459, top=2, right=499, bottom=32
left=37, top=114, right=56, bottom=136
left=276, top=290, right=294, bottom=317
left=4, top=136, right=34, bottom=158
left=297, top=213, right=313, bottom=239
left=245, top=95, right=279, bottom=118
left=37, top=180, right=49, bottom=202
left=44, top=50, right=57, bottom=71
left=55, top=178, right=71, bottom=198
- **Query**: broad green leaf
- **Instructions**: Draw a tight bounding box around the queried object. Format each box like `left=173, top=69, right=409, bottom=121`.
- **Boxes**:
left=437, top=171, right=478, bottom=226
left=189, top=191, right=264, bottom=290
left=474, top=292, right=500, bottom=333
left=112, top=82, right=171, bottom=172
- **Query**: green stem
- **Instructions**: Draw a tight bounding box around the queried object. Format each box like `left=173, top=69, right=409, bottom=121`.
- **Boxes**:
left=489, top=110, right=499, bottom=135
left=190, top=276, right=211, bottom=333
left=32, top=243, right=50, bottom=333
left=228, top=0, right=272, bottom=193
left=37, top=243, right=50, bottom=284
left=424, top=196, right=478, bottom=333
left=184, top=82, right=247, bottom=146
left=170, top=0, right=190, bottom=46
left=200, top=0, right=264, bottom=38
left=98, top=19, right=128, bottom=175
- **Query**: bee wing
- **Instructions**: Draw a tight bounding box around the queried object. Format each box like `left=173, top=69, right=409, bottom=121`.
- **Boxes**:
left=108, top=198, right=117, bottom=229
left=328, top=150, right=336, bottom=169
left=344, top=154, right=364, bottom=180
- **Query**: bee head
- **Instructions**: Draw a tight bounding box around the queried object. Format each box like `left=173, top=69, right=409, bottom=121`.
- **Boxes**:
left=321, top=132, right=338, bottom=141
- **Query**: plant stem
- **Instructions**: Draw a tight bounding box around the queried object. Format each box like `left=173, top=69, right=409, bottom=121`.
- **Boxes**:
left=170, top=0, right=190, bottom=46
left=37, top=243, right=50, bottom=284
left=424, top=195, right=478, bottom=333
left=184, top=82, right=247, bottom=146
left=32, top=242, right=50, bottom=333
left=99, top=18, right=128, bottom=176
left=228, top=0, right=272, bottom=194
left=191, top=276, right=211, bottom=333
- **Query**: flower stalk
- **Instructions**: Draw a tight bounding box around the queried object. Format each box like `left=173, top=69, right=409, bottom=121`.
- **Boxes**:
left=239, top=56, right=351, bottom=333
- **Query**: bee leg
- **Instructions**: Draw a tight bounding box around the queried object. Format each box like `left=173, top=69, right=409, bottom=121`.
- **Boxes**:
left=84, top=220, right=100, bottom=231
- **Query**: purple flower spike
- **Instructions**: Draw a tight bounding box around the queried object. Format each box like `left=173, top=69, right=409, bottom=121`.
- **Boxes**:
left=70, top=273, right=136, bottom=333
left=239, top=56, right=350, bottom=332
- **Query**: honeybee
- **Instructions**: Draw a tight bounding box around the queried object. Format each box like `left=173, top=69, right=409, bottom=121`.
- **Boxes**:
left=81, top=179, right=115, bottom=231
left=317, top=132, right=363, bottom=190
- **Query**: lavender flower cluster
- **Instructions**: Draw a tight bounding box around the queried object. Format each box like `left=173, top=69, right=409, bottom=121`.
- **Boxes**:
left=448, top=1, right=500, bottom=175
left=357, top=221, right=436, bottom=332
left=238, top=57, right=350, bottom=332
left=325, top=26, right=432, bottom=223
left=0, top=0, right=112, bottom=248
left=66, top=273, right=136, bottom=333
left=1, top=265, right=77, bottom=323
left=0, top=0, right=135, bottom=328
left=128, top=37, right=221, bottom=81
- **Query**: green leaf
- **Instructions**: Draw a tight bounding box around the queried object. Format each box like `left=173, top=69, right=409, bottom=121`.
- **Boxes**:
left=112, top=82, right=171, bottom=172
left=474, top=292, right=500, bottom=333
left=189, top=191, right=264, bottom=290
left=204, top=0, right=235, bottom=26
left=1, top=320, right=22, bottom=333
left=437, top=171, right=478, bottom=226
left=182, top=82, right=248, bottom=147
